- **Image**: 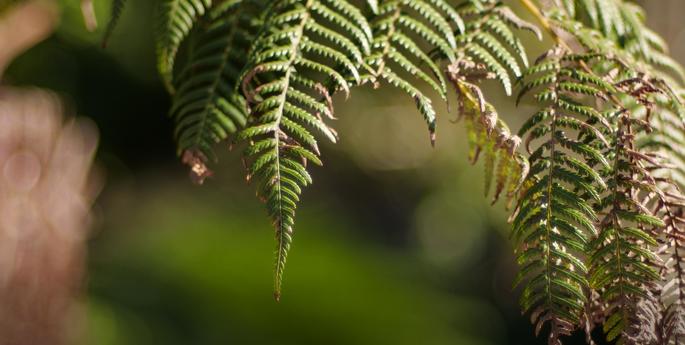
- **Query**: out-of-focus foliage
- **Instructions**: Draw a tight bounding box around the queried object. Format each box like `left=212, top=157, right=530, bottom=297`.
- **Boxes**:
left=86, top=183, right=506, bottom=345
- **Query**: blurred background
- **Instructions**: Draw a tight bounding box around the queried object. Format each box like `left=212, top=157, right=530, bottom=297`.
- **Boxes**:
left=1, top=0, right=683, bottom=344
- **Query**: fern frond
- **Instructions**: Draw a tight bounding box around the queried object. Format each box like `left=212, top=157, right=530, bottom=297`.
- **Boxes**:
left=442, top=2, right=540, bottom=205
left=645, top=97, right=685, bottom=344
left=556, top=0, right=685, bottom=87
left=170, top=0, right=263, bottom=183
left=102, top=0, right=127, bottom=47
left=156, top=0, right=213, bottom=92
left=549, top=4, right=685, bottom=342
left=148, top=1, right=685, bottom=342
left=589, top=107, right=663, bottom=344
left=366, top=0, right=463, bottom=144
left=455, top=1, right=541, bottom=96
left=239, top=0, right=371, bottom=301
left=448, top=63, right=527, bottom=206
left=622, top=292, right=664, bottom=344
left=511, top=49, right=625, bottom=343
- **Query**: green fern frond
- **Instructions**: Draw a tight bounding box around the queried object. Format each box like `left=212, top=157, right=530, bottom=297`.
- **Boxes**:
left=170, top=0, right=263, bottom=183
left=366, top=0, right=463, bottom=144
left=156, top=0, right=213, bottom=92
left=511, top=50, right=625, bottom=343
left=557, top=0, right=685, bottom=87
left=239, top=0, right=371, bottom=301
left=102, top=0, right=127, bottom=47
left=455, top=1, right=541, bottom=96
left=557, top=0, right=622, bottom=39
left=550, top=4, right=685, bottom=342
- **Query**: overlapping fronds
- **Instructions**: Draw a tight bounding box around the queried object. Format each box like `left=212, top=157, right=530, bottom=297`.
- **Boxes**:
left=170, top=0, right=262, bottom=183
left=556, top=0, right=685, bottom=86
left=557, top=0, right=625, bottom=40
left=632, top=77, right=685, bottom=345
left=622, top=292, right=664, bottom=344
left=654, top=185, right=685, bottom=345
left=512, top=49, right=621, bottom=343
left=156, top=0, right=213, bottom=91
left=444, top=1, right=540, bottom=206
left=146, top=0, right=685, bottom=342
left=588, top=76, right=669, bottom=344
left=238, top=0, right=371, bottom=301
left=546, top=3, right=685, bottom=343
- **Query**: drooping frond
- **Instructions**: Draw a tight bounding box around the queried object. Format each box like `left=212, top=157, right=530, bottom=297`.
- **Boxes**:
left=102, top=0, right=127, bottom=47
left=588, top=76, right=667, bottom=344
left=547, top=4, right=685, bottom=343
left=156, top=0, right=213, bottom=92
left=238, top=0, right=371, bottom=301
left=170, top=0, right=262, bottom=183
left=447, top=61, right=527, bottom=207
left=366, top=0, right=463, bottom=143
left=444, top=1, right=540, bottom=206
left=512, top=49, right=619, bottom=344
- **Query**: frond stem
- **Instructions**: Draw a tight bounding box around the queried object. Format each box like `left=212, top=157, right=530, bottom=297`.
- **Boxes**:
left=518, top=0, right=566, bottom=48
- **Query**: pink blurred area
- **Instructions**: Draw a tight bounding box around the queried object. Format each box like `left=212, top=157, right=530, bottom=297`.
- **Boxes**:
left=0, top=87, right=99, bottom=345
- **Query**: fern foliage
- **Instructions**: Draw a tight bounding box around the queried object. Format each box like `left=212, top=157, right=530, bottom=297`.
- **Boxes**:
left=156, top=0, right=213, bottom=92
left=131, top=0, right=685, bottom=342
left=590, top=77, right=668, bottom=344
left=513, top=50, right=614, bottom=343
left=548, top=2, right=685, bottom=343
left=366, top=0, right=462, bottom=143
left=448, top=61, right=527, bottom=206
left=237, top=0, right=371, bottom=300
left=455, top=0, right=541, bottom=96
left=170, top=0, right=262, bottom=183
